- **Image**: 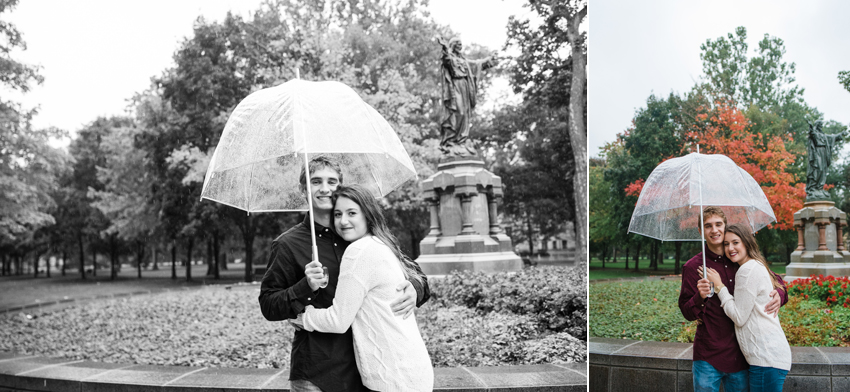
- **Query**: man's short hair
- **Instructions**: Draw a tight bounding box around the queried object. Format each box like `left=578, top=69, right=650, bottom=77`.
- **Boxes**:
left=299, top=156, right=343, bottom=190
left=702, top=206, right=727, bottom=228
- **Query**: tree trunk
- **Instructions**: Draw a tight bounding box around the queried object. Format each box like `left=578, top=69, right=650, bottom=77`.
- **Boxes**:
left=171, top=243, right=177, bottom=280
left=46, top=253, right=51, bottom=278
left=649, top=241, right=661, bottom=271
left=152, top=245, right=159, bottom=271
left=624, top=244, right=630, bottom=270
left=612, top=246, right=618, bottom=263
left=526, top=212, right=535, bottom=256
left=634, top=242, right=641, bottom=272
left=62, top=250, right=67, bottom=276
left=213, top=233, right=220, bottom=280
left=33, top=253, right=38, bottom=278
left=91, top=249, right=97, bottom=277
left=675, top=242, right=682, bottom=275
left=206, top=236, right=213, bottom=276
left=560, top=2, right=588, bottom=265
left=136, top=241, right=144, bottom=279
left=186, top=237, right=194, bottom=282
left=110, top=236, right=117, bottom=280
left=233, top=213, right=257, bottom=283
left=78, top=232, right=86, bottom=280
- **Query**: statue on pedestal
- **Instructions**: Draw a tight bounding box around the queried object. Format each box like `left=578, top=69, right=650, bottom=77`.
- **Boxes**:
left=805, top=119, right=849, bottom=201
left=436, top=36, right=498, bottom=157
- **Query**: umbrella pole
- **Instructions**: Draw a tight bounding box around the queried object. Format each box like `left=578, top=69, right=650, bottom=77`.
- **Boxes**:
left=697, top=146, right=714, bottom=298
left=303, top=152, right=319, bottom=263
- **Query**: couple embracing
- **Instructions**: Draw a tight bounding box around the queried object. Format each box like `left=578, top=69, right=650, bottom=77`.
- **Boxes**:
left=679, top=206, right=792, bottom=392
left=258, top=157, right=434, bottom=391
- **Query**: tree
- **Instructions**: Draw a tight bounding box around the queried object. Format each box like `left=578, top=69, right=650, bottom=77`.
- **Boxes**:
left=480, top=99, right=572, bottom=258
left=700, top=26, right=803, bottom=111
left=0, top=0, right=67, bottom=268
left=90, top=124, right=159, bottom=279
left=506, top=0, right=586, bottom=262
left=840, top=70, right=850, bottom=93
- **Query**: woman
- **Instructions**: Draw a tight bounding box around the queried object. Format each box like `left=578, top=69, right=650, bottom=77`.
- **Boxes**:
left=295, top=184, right=434, bottom=391
left=704, top=223, right=792, bottom=392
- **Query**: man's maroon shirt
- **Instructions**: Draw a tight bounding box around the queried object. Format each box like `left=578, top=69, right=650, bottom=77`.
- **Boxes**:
left=678, top=248, right=788, bottom=373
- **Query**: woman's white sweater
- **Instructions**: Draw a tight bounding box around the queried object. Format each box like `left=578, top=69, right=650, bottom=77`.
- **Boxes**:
left=303, top=236, right=434, bottom=391
left=717, top=259, right=792, bottom=371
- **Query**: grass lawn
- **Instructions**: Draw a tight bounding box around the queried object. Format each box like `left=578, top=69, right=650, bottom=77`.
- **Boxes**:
left=590, top=279, right=850, bottom=346
left=590, top=257, right=787, bottom=280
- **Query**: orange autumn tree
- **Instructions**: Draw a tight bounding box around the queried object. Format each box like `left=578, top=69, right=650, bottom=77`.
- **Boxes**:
left=684, top=100, right=804, bottom=230
left=624, top=99, right=805, bottom=230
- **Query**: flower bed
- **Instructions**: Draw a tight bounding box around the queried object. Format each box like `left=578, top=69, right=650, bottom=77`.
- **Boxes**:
left=787, top=274, right=850, bottom=307
left=0, top=265, right=587, bottom=368
left=590, top=279, right=850, bottom=346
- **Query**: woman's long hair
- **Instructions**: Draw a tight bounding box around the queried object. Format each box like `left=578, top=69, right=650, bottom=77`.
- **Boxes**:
left=725, top=223, right=783, bottom=292
left=331, top=185, right=423, bottom=286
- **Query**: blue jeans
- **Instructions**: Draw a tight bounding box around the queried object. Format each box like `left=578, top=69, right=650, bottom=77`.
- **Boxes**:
left=693, top=360, right=749, bottom=392
left=749, top=365, right=788, bottom=392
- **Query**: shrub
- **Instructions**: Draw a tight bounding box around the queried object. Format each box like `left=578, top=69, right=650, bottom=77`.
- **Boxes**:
left=430, top=264, right=587, bottom=339
left=787, top=274, right=850, bottom=307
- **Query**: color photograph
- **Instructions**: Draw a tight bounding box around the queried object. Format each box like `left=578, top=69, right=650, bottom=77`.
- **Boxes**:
left=589, top=1, right=850, bottom=391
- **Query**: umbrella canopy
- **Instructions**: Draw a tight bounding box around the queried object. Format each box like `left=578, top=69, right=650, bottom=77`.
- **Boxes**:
left=628, top=152, right=776, bottom=240
left=200, top=79, right=417, bottom=212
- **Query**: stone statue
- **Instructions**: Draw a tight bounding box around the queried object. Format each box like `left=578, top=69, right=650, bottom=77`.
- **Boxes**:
left=806, top=119, right=849, bottom=201
left=436, top=36, right=498, bottom=156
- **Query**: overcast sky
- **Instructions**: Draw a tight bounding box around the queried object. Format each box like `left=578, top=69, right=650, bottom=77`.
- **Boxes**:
left=589, top=0, right=850, bottom=158
left=5, top=0, right=530, bottom=142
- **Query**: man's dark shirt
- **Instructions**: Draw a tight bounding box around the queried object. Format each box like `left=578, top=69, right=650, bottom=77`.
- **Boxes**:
left=258, top=214, right=430, bottom=392
left=678, top=248, right=788, bottom=374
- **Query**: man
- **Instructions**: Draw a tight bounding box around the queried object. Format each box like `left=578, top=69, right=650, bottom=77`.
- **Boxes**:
left=258, top=156, right=430, bottom=392
left=678, top=206, right=787, bottom=392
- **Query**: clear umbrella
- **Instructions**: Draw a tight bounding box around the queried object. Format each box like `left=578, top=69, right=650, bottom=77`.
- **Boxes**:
left=200, top=79, right=417, bottom=257
left=628, top=150, right=776, bottom=295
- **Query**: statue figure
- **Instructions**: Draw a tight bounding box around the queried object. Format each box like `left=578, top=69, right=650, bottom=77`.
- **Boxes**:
left=436, top=36, right=498, bottom=156
left=806, top=119, right=849, bottom=201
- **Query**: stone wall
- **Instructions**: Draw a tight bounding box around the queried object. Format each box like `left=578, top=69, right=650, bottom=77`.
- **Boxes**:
left=590, top=337, right=850, bottom=391
left=0, top=351, right=586, bottom=392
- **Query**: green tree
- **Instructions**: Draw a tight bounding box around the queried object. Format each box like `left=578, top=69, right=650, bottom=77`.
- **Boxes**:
left=700, top=26, right=803, bottom=110
left=840, top=70, right=850, bottom=92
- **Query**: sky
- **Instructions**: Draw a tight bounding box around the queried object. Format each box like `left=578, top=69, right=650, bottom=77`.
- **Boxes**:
left=5, top=0, right=531, bottom=144
left=589, top=0, right=850, bottom=158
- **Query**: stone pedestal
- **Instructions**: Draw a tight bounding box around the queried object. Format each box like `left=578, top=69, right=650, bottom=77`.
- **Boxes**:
left=415, top=158, right=522, bottom=276
left=785, top=201, right=850, bottom=282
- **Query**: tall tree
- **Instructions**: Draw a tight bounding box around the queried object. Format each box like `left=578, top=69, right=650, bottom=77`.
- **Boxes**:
left=0, top=0, right=67, bottom=263
left=90, top=124, right=159, bottom=278
left=506, top=0, right=586, bottom=262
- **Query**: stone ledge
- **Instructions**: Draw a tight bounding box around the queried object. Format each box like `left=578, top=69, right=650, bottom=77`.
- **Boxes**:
left=0, top=352, right=586, bottom=392
left=589, top=337, right=850, bottom=392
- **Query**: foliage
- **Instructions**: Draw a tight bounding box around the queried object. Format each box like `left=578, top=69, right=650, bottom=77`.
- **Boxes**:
left=0, top=272, right=587, bottom=368
left=0, top=0, right=67, bottom=252
left=684, top=99, right=804, bottom=230
left=840, top=70, right=850, bottom=93
left=699, top=26, right=803, bottom=110
left=431, top=265, right=587, bottom=339
left=787, top=274, right=850, bottom=308
left=481, top=103, right=572, bottom=253
left=589, top=280, right=692, bottom=342
left=780, top=296, right=850, bottom=346
left=505, top=0, right=586, bottom=262
left=591, top=280, right=850, bottom=346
